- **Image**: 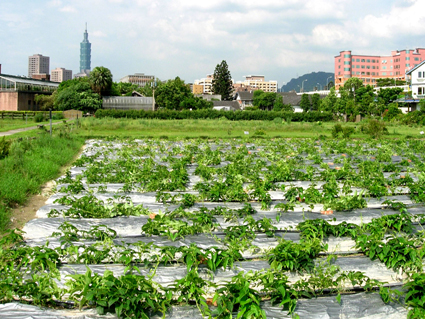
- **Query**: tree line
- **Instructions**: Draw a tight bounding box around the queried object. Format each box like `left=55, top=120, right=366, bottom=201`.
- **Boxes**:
left=35, top=62, right=415, bottom=121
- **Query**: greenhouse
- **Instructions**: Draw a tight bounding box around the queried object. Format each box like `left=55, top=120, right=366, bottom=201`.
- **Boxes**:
left=0, top=74, right=59, bottom=93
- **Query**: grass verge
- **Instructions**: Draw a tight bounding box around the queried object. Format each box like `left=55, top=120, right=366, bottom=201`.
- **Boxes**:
left=0, top=132, right=85, bottom=233
left=0, top=119, right=65, bottom=133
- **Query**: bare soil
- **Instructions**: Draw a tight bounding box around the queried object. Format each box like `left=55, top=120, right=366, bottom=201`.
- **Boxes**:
left=10, top=181, right=56, bottom=229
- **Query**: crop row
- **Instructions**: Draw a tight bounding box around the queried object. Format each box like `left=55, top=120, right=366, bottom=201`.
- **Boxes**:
left=4, top=138, right=425, bottom=318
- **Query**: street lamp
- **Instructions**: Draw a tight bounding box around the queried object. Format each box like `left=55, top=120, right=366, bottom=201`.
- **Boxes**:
left=317, top=83, right=322, bottom=91
left=302, top=79, right=308, bottom=92
left=327, top=76, right=332, bottom=89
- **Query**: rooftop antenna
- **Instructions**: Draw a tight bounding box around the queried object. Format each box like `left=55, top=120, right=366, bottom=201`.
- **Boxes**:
left=85, top=22, right=87, bottom=31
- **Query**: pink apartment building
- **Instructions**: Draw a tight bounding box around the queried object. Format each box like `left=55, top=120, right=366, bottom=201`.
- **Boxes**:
left=334, top=48, right=425, bottom=89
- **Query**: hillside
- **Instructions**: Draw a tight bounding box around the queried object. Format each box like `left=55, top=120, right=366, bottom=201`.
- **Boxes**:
left=281, top=71, right=334, bottom=92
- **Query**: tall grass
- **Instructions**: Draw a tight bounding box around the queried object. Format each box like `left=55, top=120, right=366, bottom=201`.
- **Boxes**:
left=76, top=117, right=334, bottom=138
left=0, top=133, right=84, bottom=232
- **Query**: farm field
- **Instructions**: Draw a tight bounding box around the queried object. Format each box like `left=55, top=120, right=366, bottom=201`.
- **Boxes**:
left=2, top=137, right=425, bottom=318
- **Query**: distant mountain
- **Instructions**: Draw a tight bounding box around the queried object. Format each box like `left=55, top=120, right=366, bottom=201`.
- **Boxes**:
left=280, top=71, right=334, bottom=93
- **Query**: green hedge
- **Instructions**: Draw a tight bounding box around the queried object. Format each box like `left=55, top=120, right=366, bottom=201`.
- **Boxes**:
left=94, top=109, right=333, bottom=122
left=0, top=111, right=63, bottom=115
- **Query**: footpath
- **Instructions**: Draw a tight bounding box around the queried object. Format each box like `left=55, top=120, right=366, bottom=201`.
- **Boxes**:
left=0, top=122, right=63, bottom=137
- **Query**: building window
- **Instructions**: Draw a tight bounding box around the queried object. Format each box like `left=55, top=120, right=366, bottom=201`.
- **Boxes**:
left=419, top=72, right=422, bottom=78
left=356, top=59, right=360, bottom=62
left=419, top=87, right=423, bottom=95
left=344, top=54, right=350, bottom=58
left=361, top=59, right=365, bottom=62
left=382, top=66, right=387, bottom=70
left=382, top=72, right=386, bottom=75
left=344, top=61, right=350, bottom=65
left=356, top=72, right=360, bottom=75
left=406, top=57, right=410, bottom=60
left=415, top=57, right=419, bottom=61
left=406, top=64, right=410, bottom=67
left=344, top=68, right=350, bottom=71
left=367, top=59, right=370, bottom=62
left=361, top=65, right=365, bottom=69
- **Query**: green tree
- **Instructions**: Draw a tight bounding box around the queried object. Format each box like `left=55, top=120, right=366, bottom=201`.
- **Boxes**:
left=273, top=94, right=285, bottom=111
left=155, top=77, right=212, bottom=110
left=376, top=78, right=406, bottom=87
left=212, top=60, right=233, bottom=101
left=356, top=85, right=375, bottom=116
left=320, top=87, right=338, bottom=113
left=89, top=66, right=113, bottom=97
left=114, top=82, right=138, bottom=96
left=344, top=77, right=363, bottom=99
left=311, top=93, right=321, bottom=111
left=377, top=87, right=404, bottom=105
left=300, top=94, right=311, bottom=112
left=34, top=93, right=55, bottom=110
left=136, top=79, right=162, bottom=97
left=253, top=91, right=276, bottom=110
left=54, top=79, right=102, bottom=112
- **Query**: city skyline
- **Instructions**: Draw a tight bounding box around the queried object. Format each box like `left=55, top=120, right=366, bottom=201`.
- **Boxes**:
left=1, top=0, right=425, bottom=85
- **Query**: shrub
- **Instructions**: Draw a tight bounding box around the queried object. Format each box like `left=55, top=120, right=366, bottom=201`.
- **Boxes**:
left=34, top=113, right=45, bottom=123
left=383, top=103, right=402, bottom=121
left=254, top=129, right=266, bottom=136
left=52, top=112, right=64, bottom=120
left=360, top=119, right=388, bottom=139
left=342, top=126, right=355, bottom=138
left=331, top=124, right=343, bottom=138
left=0, top=137, right=11, bottom=160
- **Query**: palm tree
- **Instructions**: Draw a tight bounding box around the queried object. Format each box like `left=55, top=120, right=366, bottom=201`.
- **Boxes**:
left=89, top=66, right=113, bottom=97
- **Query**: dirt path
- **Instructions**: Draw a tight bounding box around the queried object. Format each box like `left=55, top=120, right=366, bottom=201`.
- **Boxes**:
left=10, top=181, right=55, bottom=229
left=0, top=121, right=64, bottom=137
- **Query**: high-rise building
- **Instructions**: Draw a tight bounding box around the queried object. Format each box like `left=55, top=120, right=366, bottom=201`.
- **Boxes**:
left=80, top=23, right=91, bottom=73
left=239, top=75, right=278, bottom=92
left=28, top=54, right=50, bottom=78
left=51, top=68, right=73, bottom=83
left=334, top=48, right=425, bottom=89
left=193, top=74, right=214, bottom=94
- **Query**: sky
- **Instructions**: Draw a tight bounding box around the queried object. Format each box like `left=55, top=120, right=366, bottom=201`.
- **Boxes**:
left=1, top=0, right=425, bottom=87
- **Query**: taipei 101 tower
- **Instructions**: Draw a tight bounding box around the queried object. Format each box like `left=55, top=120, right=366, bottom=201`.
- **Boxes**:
left=80, top=23, right=91, bottom=73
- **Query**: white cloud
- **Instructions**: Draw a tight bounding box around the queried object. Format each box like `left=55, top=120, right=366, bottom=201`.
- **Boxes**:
left=311, top=24, right=351, bottom=46
left=59, top=6, right=77, bottom=13
left=360, top=0, right=425, bottom=38
left=48, top=0, right=62, bottom=7
left=92, top=31, right=107, bottom=37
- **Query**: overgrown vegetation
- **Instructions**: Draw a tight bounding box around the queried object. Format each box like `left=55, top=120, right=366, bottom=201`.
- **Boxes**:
left=0, top=134, right=84, bottom=233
